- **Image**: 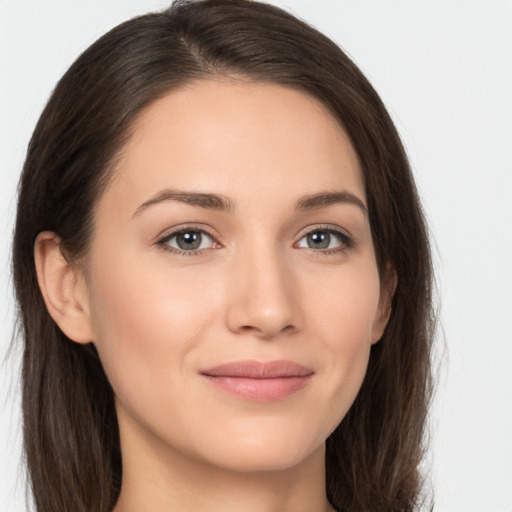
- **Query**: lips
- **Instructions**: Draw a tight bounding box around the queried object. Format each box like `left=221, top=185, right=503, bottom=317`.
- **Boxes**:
left=200, top=360, right=314, bottom=401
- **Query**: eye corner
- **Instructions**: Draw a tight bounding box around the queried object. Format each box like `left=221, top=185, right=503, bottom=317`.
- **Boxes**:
left=155, top=226, right=222, bottom=256
left=294, top=225, right=356, bottom=254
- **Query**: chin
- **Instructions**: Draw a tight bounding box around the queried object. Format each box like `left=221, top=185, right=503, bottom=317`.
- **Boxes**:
left=189, top=421, right=328, bottom=474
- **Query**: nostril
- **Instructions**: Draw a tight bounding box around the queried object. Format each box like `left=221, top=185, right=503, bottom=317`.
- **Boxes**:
left=237, top=323, right=296, bottom=339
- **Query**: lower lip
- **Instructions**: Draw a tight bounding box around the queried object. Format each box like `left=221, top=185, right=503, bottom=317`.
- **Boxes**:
left=202, top=375, right=312, bottom=401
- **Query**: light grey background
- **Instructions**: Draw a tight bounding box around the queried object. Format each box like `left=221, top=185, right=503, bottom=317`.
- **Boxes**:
left=1, top=1, right=511, bottom=511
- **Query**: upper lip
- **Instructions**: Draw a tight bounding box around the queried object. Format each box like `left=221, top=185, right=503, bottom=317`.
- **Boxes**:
left=200, top=360, right=314, bottom=379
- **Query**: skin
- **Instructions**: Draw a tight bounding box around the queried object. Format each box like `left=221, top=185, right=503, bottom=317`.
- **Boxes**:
left=35, top=80, right=393, bottom=512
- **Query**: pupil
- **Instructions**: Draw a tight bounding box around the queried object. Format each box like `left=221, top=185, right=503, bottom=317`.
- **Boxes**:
left=307, top=231, right=330, bottom=249
left=177, top=231, right=201, bottom=250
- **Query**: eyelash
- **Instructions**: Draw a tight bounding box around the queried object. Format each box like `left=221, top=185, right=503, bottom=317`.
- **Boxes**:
left=156, top=225, right=220, bottom=257
left=156, top=224, right=355, bottom=256
left=294, top=225, right=355, bottom=255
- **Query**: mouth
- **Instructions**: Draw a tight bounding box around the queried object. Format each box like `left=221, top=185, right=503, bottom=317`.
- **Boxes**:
left=200, top=360, right=314, bottom=401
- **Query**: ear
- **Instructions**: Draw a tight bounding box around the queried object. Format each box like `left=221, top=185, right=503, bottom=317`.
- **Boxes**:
left=34, top=231, right=94, bottom=344
left=371, top=265, right=397, bottom=344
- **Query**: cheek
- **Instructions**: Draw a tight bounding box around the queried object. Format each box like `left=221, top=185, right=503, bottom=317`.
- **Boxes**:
left=301, top=261, right=381, bottom=427
left=303, top=256, right=381, bottom=348
left=86, top=252, right=221, bottom=406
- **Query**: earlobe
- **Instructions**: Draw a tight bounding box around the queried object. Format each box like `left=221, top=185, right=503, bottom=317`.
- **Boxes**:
left=34, top=231, right=94, bottom=344
left=371, top=266, right=397, bottom=344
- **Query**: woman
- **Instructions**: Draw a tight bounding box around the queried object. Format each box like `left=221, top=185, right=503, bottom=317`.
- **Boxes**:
left=12, top=1, right=435, bottom=511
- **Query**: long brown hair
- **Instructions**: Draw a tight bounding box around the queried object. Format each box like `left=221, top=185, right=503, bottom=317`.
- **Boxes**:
left=12, top=1, right=435, bottom=511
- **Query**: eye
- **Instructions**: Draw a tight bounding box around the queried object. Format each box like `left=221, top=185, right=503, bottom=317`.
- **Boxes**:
left=296, top=228, right=353, bottom=252
left=159, top=229, right=217, bottom=253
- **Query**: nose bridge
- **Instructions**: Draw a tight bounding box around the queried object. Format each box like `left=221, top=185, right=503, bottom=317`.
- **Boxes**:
left=225, top=238, right=300, bottom=338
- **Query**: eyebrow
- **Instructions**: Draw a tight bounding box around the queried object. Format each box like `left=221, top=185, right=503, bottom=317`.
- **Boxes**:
left=133, top=188, right=367, bottom=217
left=295, top=191, right=368, bottom=215
left=133, top=189, right=234, bottom=217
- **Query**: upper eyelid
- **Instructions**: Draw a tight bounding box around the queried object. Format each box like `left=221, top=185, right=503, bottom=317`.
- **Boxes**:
left=154, top=223, right=354, bottom=248
left=294, top=225, right=356, bottom=253
left=156, top=227, right=221, bottom=256
left=163, top=229, right=214, bottom=244
left=295, top=223, right=353, bottom=240
left=156, top=224, right=220, bottom=243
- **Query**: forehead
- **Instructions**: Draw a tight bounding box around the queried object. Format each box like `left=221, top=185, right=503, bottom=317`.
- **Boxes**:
left=102, top=79, right=365, bottom=213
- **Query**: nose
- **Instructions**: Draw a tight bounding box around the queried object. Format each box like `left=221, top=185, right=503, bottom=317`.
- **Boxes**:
left=225, top=246, right=302, bottom=339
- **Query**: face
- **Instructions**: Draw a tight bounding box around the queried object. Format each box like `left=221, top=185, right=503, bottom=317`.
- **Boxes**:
left=82, top=80, right=390, bottom=473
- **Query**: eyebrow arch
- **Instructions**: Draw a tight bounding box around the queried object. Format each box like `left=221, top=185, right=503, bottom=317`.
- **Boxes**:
left=295, top=191, right=368, bottom=215
left=133, top=189, right=234, bottom=217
